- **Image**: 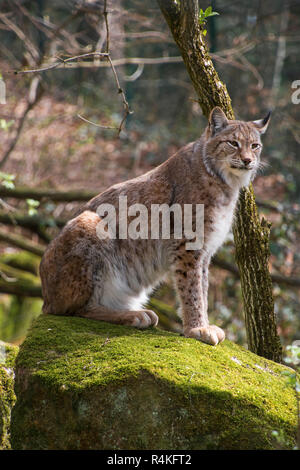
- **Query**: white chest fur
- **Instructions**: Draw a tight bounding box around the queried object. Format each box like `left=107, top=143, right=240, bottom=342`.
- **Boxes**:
left=205, top=199, right=237, bottom=255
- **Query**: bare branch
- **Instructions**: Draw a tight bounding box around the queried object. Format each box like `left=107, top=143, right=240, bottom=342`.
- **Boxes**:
left=0, top=186, right=96, bottom=202
left=12, top=52, right=109, bottom=75
left=103, top=0, right=109, bottom=53
left=0, top=12, right=40, bottom=65
left=0, top=281, right=42, bottom=297
left=10, top=1, right=132, bottom=135
left=0, top=211, right=64, bottom=243
left=77, top=114, right=117, bottom=130
left=0, top=76, right=43, bottom=168
left=0, top=229, right=45, bottom=257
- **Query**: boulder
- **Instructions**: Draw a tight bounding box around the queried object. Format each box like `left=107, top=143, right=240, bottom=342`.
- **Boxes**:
left=0, top=340, right=18, bottom=449
left=11, top=314, right=297, bottom=450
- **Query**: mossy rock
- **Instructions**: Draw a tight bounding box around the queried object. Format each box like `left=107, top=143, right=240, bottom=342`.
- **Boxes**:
left=11, top=315, right=297, bottom=450
left=0, top=341, right=19, bottom=449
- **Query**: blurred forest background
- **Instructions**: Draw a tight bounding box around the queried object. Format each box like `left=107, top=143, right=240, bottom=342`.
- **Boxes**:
left=0, top=0, right=299, bottom=349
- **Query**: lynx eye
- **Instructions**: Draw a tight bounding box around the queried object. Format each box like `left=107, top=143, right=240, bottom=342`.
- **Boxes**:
left=227, top=140, right=239, bottom=148
left=251, top=143, right=261, bottom=150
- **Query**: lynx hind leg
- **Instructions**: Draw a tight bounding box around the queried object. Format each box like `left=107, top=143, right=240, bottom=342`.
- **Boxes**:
left=40, top=253, right=94, bottom=316
left=76, top=305, right=159, bottom=329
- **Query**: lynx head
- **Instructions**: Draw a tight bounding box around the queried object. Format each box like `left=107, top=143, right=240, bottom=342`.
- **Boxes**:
left=203, top=107, right=271, bottom=188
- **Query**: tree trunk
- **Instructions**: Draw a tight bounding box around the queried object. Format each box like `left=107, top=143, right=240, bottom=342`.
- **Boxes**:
left=157, top=0, right=282, bottom=363
left=233, top=187, right=282, bottom=361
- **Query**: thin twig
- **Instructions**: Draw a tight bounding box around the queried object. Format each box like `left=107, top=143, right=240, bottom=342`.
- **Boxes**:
left=106, top=55, right=132, bottom=134
left=103, top=0, right=109, bottom=54
left=10, top=55, right=183, bottom=73
left=102, top=1, right=131, bottom=134
left=13, top=52, right=109, bottom=75
left=77, top=114, right=117, bottom=130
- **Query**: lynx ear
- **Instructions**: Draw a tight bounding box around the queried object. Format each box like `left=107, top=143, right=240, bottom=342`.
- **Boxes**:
left=252, top=111, right=271, bottom=134
left=209, top=107, right=228, bottom=135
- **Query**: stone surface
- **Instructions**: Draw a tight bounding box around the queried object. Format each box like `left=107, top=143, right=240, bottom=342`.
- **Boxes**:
left=11, top=314, right=297, bottom=450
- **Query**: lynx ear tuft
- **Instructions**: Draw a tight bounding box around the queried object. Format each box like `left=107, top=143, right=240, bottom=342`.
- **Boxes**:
left=209, top=107, right=228, bottom=135
left=252, top=110, right=271, bottom=134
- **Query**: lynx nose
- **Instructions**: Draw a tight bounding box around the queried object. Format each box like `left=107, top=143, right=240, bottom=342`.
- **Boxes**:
left=242, top=157, right=252, bottom=167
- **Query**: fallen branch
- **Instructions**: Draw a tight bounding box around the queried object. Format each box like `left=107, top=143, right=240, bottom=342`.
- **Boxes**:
left=0, top=229, right=45, bottom=257
left=0, top=261, right=41, bottom=297
left=0, top=211, right=66, bottom=242
left=0, top=186, right=96, bottom=202
left=0, top=281, right=42, bottom=297
left=211, top=256, right=300, bottom=288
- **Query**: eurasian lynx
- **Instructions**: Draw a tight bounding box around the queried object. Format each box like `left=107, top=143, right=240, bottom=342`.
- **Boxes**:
left=40, top=107, right=270, bottom=345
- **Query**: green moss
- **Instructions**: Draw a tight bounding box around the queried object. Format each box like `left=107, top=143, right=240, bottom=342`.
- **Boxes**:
left=11, top=315, right=297, bottom=450
left=0, top=341, right=19, bottom=449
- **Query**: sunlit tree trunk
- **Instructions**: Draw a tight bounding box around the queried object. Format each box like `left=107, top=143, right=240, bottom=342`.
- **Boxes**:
left=157, top=0, right=282, bottom=363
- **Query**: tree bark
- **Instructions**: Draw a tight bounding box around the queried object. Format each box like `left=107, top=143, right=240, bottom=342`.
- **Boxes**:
left=157, top=0, right=282, bottom=362
left=234, top=187, right=282, bottom=360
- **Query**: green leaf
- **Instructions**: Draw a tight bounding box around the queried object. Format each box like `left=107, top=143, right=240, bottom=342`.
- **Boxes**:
left=199, top=6, right=219, bottom=26
left=26, top=199, right=40, bottom=208
left=26, top=198, right=40, bottom=216
left=205, top=6, right=212, bottom=16
left=0, top=171, right=15, bottom=180
left=0, top=119, right=14, bottom=130
left=28, top=208, right=38, bottom=216
left=0, top=171, right=16, bottom=189
left=198, top=8, right=206, bottom=24
left=1, top=180, right=15, bottom=189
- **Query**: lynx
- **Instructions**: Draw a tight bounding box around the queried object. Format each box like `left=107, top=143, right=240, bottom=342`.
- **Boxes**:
left=40, top=107, right=270, bottom=345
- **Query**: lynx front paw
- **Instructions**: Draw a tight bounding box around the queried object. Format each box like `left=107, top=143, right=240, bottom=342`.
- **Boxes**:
left=184, top=325, right=225, bottom=346
left=126, top=310, right=159, bottom=329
